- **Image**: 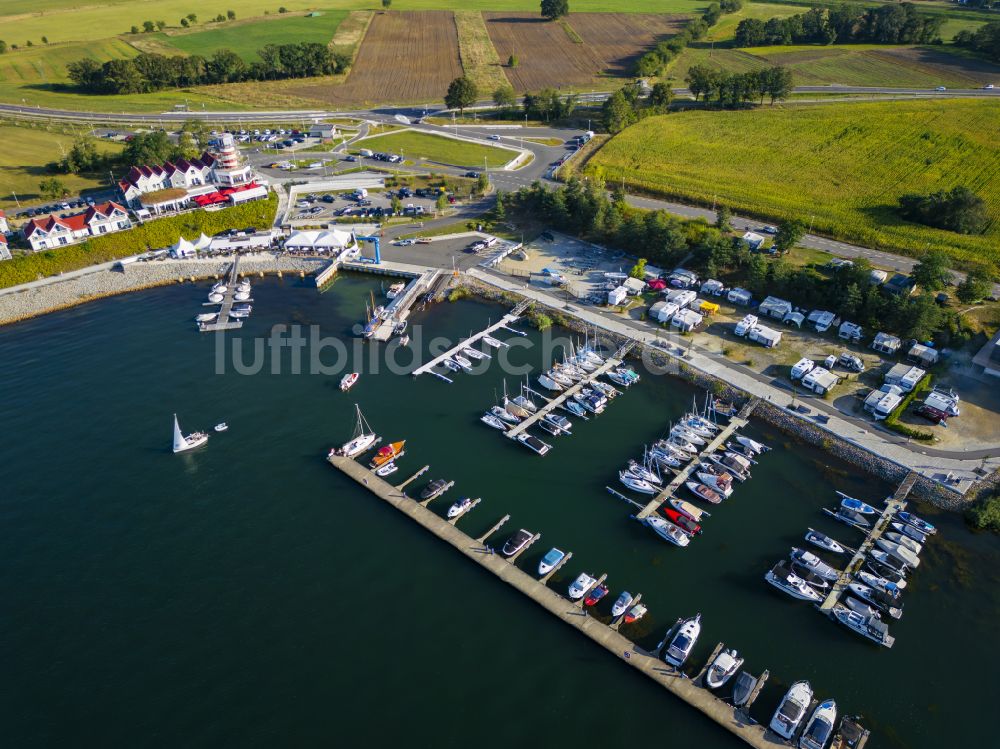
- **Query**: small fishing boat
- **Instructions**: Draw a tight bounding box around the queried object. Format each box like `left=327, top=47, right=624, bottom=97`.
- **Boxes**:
left=483, top=335, right=504, bottom=349
left=491, top=405, right=519, bottom=424
left=214, top=422, right=228, bottom=432
left=502, top=528, right=534, bottom=556
left=833, top=605, right=894, bottom=648
left=686, top=481, right=724, bottom=504
left=770, top=680, right=814, bottom=740
left=212, top=282, right=228, bottom=293
left=370, top=440, right=405, bottom=468
left=620, top=470, right=657, bottom=495
left=481, top=413, right=508, bottom=430
left=805, top=529, right=846, bottom=554
left=606, top=370, right=630, bottom=387
left=584, top=583, right=609, bottom=607
left=374, top=462, right=398, bottom=477
left=800, top=700, right=837, bottom=749
left=228, top=310, right=250, bottom=320
left=664, top=613, right=701, bottom=667
left=328, top=404, right=378, bottom=458
left=568, top=572, right=597, bottom=600
left=447, top=497, right=473, bottom=519
left=420, top=479, right=451, bottom=501
left=617, top=366, right=641, bottom=384
left=765, top=562, right=822, bottom=602
left=790, top=548, right=839, bottom=581
left=624, top=602, right=647, bottom=624
left=662, top=508, right=701, bottom=536
left=538, top=547, right=566, bottom=576
left=537, top=373, right=564, bottom=392
left=875, top=538, right=920, bottom=568
left=732, top=672, right=758, bottom=707
left=645, top=516, right=691, bottom=547
left=195, top=312, right=218, bottom=322
left=233, top=290, right=251, bottom=302
left=707, top=454, right=748, bottom=482
left=516, top=432, right=551, bottom=456
left=840, top=496, right=876, bottom=515
left=705, top=649, right=744, bottom=689
left=885, top=532, right=922, bottom=555
left=611, top=591, right=633, bottom=618
left=340, top=372, right=360, bottom=391
left=898, top=511, right=936, bottom=535
left=890, top=521, right=927, bottom=545
left=172, top=414, right=209, bottom=453
left=670, top=498, right=711, bottom=522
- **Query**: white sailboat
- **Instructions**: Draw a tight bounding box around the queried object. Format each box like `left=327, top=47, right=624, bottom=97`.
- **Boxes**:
left=329, top=404, right=379, bottom=458
left=172, top=414, right=208, bottom=453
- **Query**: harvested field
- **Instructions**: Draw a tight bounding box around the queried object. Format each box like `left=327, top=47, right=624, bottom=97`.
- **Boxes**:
left=485, top=12, right=686, bottom=91
left=286, top=11, right=462, bottom=107
left=867, top=46, right=1000, bottom=87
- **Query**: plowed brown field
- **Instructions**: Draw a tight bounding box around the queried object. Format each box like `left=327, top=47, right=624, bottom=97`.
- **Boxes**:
left=286, top=10, right=462, bottom=106
left=485, top=12, right=685, bottom=90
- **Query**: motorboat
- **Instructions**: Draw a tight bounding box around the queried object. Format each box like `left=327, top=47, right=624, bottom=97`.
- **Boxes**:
left=855, top=568, right=905, bottom=593
left=611, top=591, right=633, bottom=618
left=374, top=462, right=397, bottom=477
left=696, top=472, right=733, bottom=498
left=685, top=482, right=723, bottom=505
left=789, top=562, right=831, bottom=590
left=664, top=614, right=701, bottom=667
left=172, top=414, right=208, bottom=453
left=481, top=413, right=508, bottom=430
left=420, top=479, right=451, bottom=500
left=735, top=435, right=769, bottom=454
left=548, top=369, right=574, bottom=387
left=207, top=292, right=224, bottom=304
left=805, top=529, right=846, bottom=554
left=848, top=583, right=902, bottom=619
left=885, top=532, right=922, bottom=555
left=538, top=547, right=566, bottom=576
left=831, top=716, right=870, bottom=748
left=195, top=312, right=218, bottom=322
left=707, top=454, right=748, bottom=482
left=662, top=508, right=701, bottom=536
left=563, top=399, right=587, bottom=418
left=898, top=511, right=936, bottom=535
left=645, top=516, right=690, bottom=547
left=765, top=562, right=822, bottom=602
left=443, top=359, right=463, bottom=373
left=725, top=441, right=759, bottom=462
left=233, top=290, right=251, bottom=302
left=717, top=451, right=752, bottom=475
left=832, top=605, right=894, bottom=647
left=620, top=471, right=658, bottom=495
left=491, top=405, right=519, bottom=424
left=446, top=497, right=473, bottom=519
left=670, top=498, right=711, bottom=522
left=844, top=596, right=880, bottom=620
left=705, top=649, right=744, bottom=689
left=502, top=528, right=534, bottom=556
left=386, top=281, right=405, bottom=299
left=543, top=413, right=572, bottom=434
left=539, top=419, right=561, bottom=437
left=589, top=380, right=619, bottom=399
left=626, top=460, right=660, bottom=485
left=668, top=435, right=699, bottom=454
left=517, top=433, right=552, bottom=456
left=214, top=422, right=228, bottom=432
left=616, top=366, right=641, bottom=384
left=211, top=282, right=228, bottom=293
left=800, top=700, right=837, bottom=749
left=483, top=335, right=504, bottom=349
left=606, top=370, right=630, bottom=387
left=228, top=310, right=250, bottom=319
left=452, top=355, right=473, bottom=371
left=537, top=373, right=564, bottom=392
left=232, top=304, right=252, bottom=313
left=770, top=680, right=814, bottom=740
left=732, top=672, right=758, bottom=707
left=868, top=550, right=909, bottom=578
left=890, top=521, right=927, bottom=545
left=370, top=440, right=405, bottom=468
left=340, top=372, right=360, bottom=392
left=584, top=583, right=610, bottom=607
left=624, top=602, right=647, bottom=623
left=833, top=507, right=871, bottom=530
left=840, top=496, right=876, bottom=515
left=328, top=404, right=378, bottom=458
left=875, top=538, right=920, bottom=568
left=790, top=548, right=839, bottom=581
left=568, top=572, right=597, bottom=600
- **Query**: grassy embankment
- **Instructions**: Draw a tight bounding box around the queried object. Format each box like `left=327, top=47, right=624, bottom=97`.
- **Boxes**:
left=585, top=99, right=1000, bottom=270
left=356, top=130, right=518, bottom=168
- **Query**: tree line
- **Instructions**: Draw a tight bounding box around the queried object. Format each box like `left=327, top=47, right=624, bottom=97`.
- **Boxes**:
left=686, top=65, right=794, bottom=108
left=601, top=82, right=675, bottom=134
left=733, top=3, right=942, bottom=47
left=898, top=187, right=989, bottom=236
left=635, top=1, right=744, bottom=77
left=954, top=21, right=1000, bottom=62
left=67, top=43, right=349, bottom=94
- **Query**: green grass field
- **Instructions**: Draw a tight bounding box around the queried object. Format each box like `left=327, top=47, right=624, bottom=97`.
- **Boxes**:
left=585, top=99, right=1000, bottom=269
left=154, top=12, right=348, bottom=61
left=356, top=130, right=517, bottom=167
left=0, top=125, right=123, bottom=208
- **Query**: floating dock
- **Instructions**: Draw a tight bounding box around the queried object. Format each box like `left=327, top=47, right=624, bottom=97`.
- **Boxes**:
left=413, top=300, right=532, bottom=377
left=327, top=453, right=775, bottom=749
left=635, top=399, right=758, bottom=520
left=818, top=471, right=917, bottom=613
left=200, top=257, right=245, bottom=333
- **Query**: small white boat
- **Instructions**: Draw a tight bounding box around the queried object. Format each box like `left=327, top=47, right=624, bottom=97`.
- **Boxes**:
left=340, top=372, right=359, bottom=392
left=645, top=516, right=690, bottom=547
left=696, top=472, right=733, bottom=498
left=447, top=497, right=473, bottom=519
left=790, top=548, right=839, bottom=581
left=481, top=413, right=508, bottom=430
left=765, top=562, right=821, bottom=602
left=848, top=582, right=903, bottom=619
left=672, top=425, right=706, bottom=446
left=207, top=292, right=224, bottom=304
left=799, top=699, right=837, bottom=749
left=670, top=498, right=711, bottom=522
left=844, top=596, right=880, bottom=619
left=624, top=602, right=647, bottom=624
left=538, top=547, right=566, bottom=576
left=374, top=462, right=398, bottom=477
left=606, top=370, right=630, bottom=387
left=805, top=528, right=846, bottom=554
left=329, top=404, right=378, bottom=458
left=885, top=532, right=922, bottom=555
left=735, top=435, right=769, bottom=454
left=537, top=373, right=564, bottom=392
left=568, top=572, right=597, bottom=600
left=172, top=414, right=208, bottom=454
left=610, top=591, right=633, bottom=618
left=840, top=495, right=876, bottom=515
left=542, top=413, right=572, bottom=434
left=855, top=569, right=905, bottom=594
left=898, top=511, right=936, bottom=535
left=212, top=282, right=228, bottom=293
left=452, top=355, right=473, bottom=371
left=516, top=432, right=551, bottom=456
left=626, top=460, right=661, bottom=485
left=443, top=359, right=463, bottom=373
left=833, top=605, right=894, bottom=647
left=620, top=471, right=658, bottom=495
left=890, top=521, right=927, bottom=545
left=214, top=422, right=228, bottom=432
left=664, top=614, right=701, bottom=667
left=705, top=648, right=744, bottom=689
left=229, top=310, right=250, bottom=319
left=195, top=312, right=218, bottom=322
left=386, top=282, right=405, bottom=299
left=511, top=394, right=537, bottom=413
left=548, top=370, right=574, bottom=387
left=462, top=346, right=487, bottom=361
left=875, top=538, right=920, bottom=568
left=483, top=335, right=504, bottom=349
left=770, top=680, right=814, bottom=740
left=399, top=335, right=410, bottom=347
left=234, top=290, right=251, bottom=302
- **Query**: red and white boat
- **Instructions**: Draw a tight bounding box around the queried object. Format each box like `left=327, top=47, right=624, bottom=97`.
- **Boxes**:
left=340, top=372, right=359, bottom=391
left=624, top=602, right=648, bottom=624
left=584, top=583, right=609, bottom=607
left=370, top=440, right=405, bottom=468
left=662, top=508, right=702, bottom=535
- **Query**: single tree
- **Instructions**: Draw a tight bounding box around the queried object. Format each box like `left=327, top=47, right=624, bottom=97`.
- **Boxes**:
left=180, top=18, right=189, bottom=27
left=493, top=84, right=516, bottom=110
left=41, top=36, right=48, bottom=44
left=382, top=0, right=392, bottom=9
left=278, top=7, right=288, bottom=13
left=773, top=218, right=805, bottom=253
left=390, top=195, right=402, bottom=215
left=911, top=249, right=951, bottom=291
left=156, top=20, right=167, bottom=30
left=143, top=20, right=156, bottom=32
left=540, top=0, right=570, bottom=21
left=227, top=10, right=236, bottom=20
left=956, top=267, right=993, bottom=303
left=186, top=13, right=197, bottom=23
left=0, top=41, right=7, bottom=54
left=648, top=81, right=673, bottom=110
left=131, top=26, right=140, bottom=34
left=476, top=172, right=489, bottom=195
left=444, top=76, right=478, bottom=115
left=629, top=258, right=648, bottom=279
left=602, top=88, right=636, bottom=135
left=507, top=54, right=519, bottom=68
left=39, top=177, right=68, bottom=200
left=715, top=205, right=732, bottom=232
left=435, top=193, right=448, bottom=213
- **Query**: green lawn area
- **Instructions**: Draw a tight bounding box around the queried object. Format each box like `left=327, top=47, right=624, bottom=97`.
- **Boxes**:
left=154, top=11, right=348, bottom=61
left=356, top=130, right=518, bottom=168
left=0, top=125, right=123, bottom=209
left=585, top=99, right=1000, bottom=270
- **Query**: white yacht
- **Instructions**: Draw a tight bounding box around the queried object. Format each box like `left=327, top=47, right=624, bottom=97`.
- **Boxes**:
left=875, top=538, right=920, bottom=568
left=480, top=412, right=509, bottom=430
left=705, top=648, right=744, bottom=689
left=516, top=432, right=551, bottom=456
left=832, top=605, right=895, bottom=648
left=611, top=591, right=633, bottom=618
left=620, top=471, right=658, bottom=495
left=568, top=572, right=597, bottom=600
left=790, top=548, right=840, bottom=581
left=765, top=562, right=822, bottom=602
left=885, top=532, right=922, bottom=555
left=482, top=335, right=504, bottom=349
left=696, top=472, right=733, bottom=498
left=329, top=404, right=378, bottom=458
left=800, top=700, right=837, bottom=749
left=447, top=497, right=473, bottom=519
left=195, top=312, right=218, bottom=322
left=770, top=680, right=813, bottom=740
left=645, top=516, right=690, bottom=547
left=172, top=414, right=208, bottom=453
left=538, top=547, right=566, bottom=576
left=664, top=614, right=701, bottom=667
left=537, top=373, right=564, bottom=392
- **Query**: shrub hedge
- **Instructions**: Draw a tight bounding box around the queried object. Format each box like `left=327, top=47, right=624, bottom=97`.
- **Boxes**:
left=0, top=195, right=277, bottom=289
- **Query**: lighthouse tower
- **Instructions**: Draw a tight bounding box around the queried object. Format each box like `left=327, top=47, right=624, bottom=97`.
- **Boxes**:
left=210, top=133, right=253, bottom=186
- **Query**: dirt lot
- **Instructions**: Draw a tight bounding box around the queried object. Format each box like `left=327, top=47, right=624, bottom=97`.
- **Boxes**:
left=287, top=11, right=462, bottom=106
left=485, top=12, right=683, bottom=90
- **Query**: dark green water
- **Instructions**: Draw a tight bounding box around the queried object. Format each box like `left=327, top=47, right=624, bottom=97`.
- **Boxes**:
left=1, top=275, right=996, bottom=748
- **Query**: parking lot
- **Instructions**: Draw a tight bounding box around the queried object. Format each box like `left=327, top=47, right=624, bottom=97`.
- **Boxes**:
left=288, top=186, right=447, bottom=223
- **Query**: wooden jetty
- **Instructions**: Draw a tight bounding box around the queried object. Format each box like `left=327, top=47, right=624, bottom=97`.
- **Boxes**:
left=413, top=299, right=531, bottom=377
left=199, top=257, right=245, bottom=332
left=504, top=342, right=634, bottom=440
left=818, top=471, right=917, bottom=614
left=635, top=398, right=759, bottom=520
left=328, top=453, right=775, bottom=749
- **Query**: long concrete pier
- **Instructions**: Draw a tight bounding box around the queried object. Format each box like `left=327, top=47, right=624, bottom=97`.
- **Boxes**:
left=200, top=257, right=245, bottom=332
left=818, top=471, right=917, bottom=613
left=635, top=399, right=758, bottom=520
left=327, top=453, right=776, bottom=749
left=413, top=299, right=531, bottom=376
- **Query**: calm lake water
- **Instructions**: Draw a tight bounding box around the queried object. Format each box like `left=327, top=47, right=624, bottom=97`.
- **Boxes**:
left=1, top=275, right=996, bottom=748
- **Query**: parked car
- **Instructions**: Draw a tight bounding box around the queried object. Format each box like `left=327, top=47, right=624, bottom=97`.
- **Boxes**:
left=761, top=225, right=778, bottom=234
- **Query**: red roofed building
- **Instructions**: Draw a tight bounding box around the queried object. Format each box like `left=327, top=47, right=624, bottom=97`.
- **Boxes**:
left=0, top=232, right=10, bottom=261
left=22, top=202, right=132, bottom=251
left=0, top=208, right=9, bottom=236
